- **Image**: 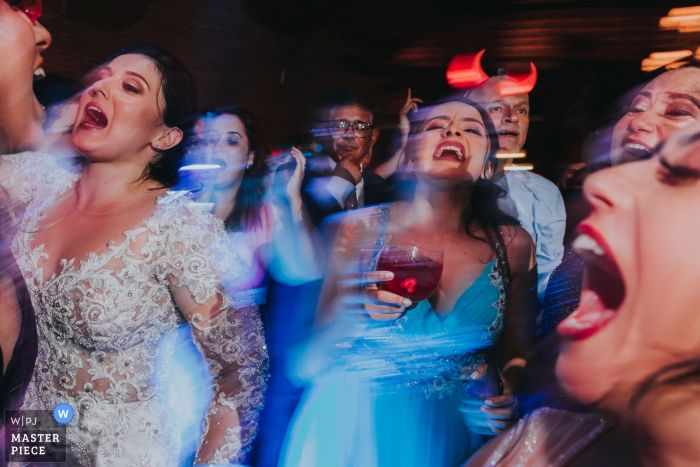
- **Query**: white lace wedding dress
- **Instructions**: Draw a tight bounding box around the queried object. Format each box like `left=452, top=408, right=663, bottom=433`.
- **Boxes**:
left=3, top=153, right=268, bottom=466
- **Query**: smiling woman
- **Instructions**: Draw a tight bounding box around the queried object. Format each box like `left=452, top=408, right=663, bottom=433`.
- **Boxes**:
left=1, top=44, right=268, bottom=467
left=610, top=62, right=700, bottom=166
left=280, top=96, right=537, bottom=467
left=466, top=119, right=700, bottom=467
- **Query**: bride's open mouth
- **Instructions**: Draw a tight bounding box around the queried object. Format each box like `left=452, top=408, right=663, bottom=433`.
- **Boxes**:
left=558, top=224, right=626, bottom=341
left=79, top=102, right=109, bottom=131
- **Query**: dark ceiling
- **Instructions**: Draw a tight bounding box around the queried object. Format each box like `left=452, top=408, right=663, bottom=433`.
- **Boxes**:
left=40, top=0, right=700, bottom=172
left=241, top=0, right=699, bottom=74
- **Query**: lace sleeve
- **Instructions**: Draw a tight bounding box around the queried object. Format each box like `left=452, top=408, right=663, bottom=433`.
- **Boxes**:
left=158, top=205, right=268, bottom=465
left=0, top=151, right=73, bottom=206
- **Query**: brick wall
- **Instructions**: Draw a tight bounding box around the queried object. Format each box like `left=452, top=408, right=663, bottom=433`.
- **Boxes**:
left=40, top=0, right=385, bottom=145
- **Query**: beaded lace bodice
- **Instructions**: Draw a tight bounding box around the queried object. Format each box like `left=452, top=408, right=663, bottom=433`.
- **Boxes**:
left=3, top=153, right=268, bottom=465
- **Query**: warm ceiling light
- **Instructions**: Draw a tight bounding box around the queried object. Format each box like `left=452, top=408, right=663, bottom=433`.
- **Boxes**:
left=641, top=50, right=693, bottom=71
left=504, top=163, right=533, bottom=171
left=665, top=61, right=688, bottom=70
left=660, top=6, right=700, bottom=32
left=496, top=151, right=526, bottom=159
left=178, top=164, right=222, bottom=172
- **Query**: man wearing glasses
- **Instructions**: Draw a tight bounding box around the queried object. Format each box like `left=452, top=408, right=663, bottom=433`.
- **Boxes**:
left=259, top=93, right=392, bottom=467
left=286, top=91, right=392, bottom=225
left=469, top=76, right=565, bottom=304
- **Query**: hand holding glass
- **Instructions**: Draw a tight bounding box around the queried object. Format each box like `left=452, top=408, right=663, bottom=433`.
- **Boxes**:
left=363, top=237, right=444, bottom=317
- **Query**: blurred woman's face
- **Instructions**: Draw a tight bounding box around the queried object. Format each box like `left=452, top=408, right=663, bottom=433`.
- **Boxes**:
left=72, top=54, right=171, bottom=162
left=557, top=120, right=700, bottom=416
left=610, top=68, right=700, bottom=165
left=195, top=114, right=252, bottom=189
left=412, top=101, right=490, bottom=184
left=0, top=0, right=51, bottom=152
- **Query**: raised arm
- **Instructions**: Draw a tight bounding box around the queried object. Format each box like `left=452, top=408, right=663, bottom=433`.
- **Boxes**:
left=267, top=147, right=324, bottom=285
left=161, top=210, right=268, bottom=464
left=375, top=89, right=422, bottom=179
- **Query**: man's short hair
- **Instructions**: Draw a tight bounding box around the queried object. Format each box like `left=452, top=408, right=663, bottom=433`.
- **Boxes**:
left=465, top=75, right=530, bottom=101
left=318, top=90, right=375, bottom=123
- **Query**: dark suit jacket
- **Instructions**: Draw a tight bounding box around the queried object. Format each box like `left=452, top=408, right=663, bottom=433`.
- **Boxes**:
left=275, top=151, right=393, bottom=226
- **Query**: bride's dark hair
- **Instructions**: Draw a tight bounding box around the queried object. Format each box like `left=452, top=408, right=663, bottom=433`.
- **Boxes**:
left=103, top=44, right=198, bottom=188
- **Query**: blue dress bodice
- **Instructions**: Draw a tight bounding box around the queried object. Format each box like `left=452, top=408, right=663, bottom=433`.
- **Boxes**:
left=280, top=205, right=508, bottom=467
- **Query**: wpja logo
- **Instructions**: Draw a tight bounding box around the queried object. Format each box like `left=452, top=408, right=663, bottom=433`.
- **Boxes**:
left=3, top=409, right=68, bottom=463
left=53, top=403, right=74, bottom=424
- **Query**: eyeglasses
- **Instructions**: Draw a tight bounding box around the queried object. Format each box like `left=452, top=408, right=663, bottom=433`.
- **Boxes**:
left=330, top=121, right=373, bottom=138
left=7, top=0, right=42, bottom=22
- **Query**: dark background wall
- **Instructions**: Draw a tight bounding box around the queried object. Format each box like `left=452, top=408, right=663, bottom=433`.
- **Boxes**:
left=37, top=0, right=700, bottom=177
left=40, top=0, right=385, bottom=146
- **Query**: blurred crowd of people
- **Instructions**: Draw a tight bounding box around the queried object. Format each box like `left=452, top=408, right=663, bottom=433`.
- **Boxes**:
left=3, top=1, right=700, bottom=466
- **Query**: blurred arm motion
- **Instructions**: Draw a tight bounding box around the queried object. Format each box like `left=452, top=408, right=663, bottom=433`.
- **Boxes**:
left=164, top=214, right=268, bottom=465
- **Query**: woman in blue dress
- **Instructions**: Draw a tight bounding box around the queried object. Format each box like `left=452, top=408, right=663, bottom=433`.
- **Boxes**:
left=280, top=96, right=537, bottom=467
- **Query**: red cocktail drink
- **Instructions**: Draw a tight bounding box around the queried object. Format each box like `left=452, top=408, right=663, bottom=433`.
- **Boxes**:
left=376, top=246, right=443, bottom=303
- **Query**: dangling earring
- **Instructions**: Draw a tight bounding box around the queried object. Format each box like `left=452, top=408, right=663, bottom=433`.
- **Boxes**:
left=246, top=161, right=253, bottom=170
left=246, top=152, right=254, bottom=170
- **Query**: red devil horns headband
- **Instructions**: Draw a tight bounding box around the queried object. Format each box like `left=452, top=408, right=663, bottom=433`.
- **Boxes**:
left=446, top=49, right=537, bottom=95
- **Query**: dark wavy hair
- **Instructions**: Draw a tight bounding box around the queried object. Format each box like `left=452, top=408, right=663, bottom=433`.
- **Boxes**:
left=404, top=96, right=519, bottom=254
left=202, top=107, right=271, bottom=232
left=103, top=44, right=198, bottom=188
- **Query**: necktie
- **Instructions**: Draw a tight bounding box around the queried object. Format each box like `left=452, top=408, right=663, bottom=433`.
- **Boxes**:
left=345, top=190, right=358, bottom=210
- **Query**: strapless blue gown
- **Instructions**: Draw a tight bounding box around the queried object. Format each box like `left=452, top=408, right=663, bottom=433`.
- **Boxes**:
left=280, top=258, right=506, bottom=467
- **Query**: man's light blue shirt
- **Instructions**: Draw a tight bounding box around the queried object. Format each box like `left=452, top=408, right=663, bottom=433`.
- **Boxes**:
left=496, top=170, right=566, bottom=302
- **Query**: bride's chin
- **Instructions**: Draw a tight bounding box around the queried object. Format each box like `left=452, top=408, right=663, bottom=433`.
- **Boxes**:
left=71, top=135, right=107, bottom=158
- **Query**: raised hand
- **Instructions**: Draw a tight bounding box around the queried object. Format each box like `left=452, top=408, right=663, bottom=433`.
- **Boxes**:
left=338, top=156, right=363, bottom=184
left=286, top=147, right=306, bottom=221
left=399, top=88, right=423, bottom=133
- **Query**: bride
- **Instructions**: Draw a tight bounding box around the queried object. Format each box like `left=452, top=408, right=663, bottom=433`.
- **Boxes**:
left=2, top=44, right=267, bottom=466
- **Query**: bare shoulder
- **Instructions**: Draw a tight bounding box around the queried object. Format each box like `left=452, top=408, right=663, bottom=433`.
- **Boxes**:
left=501, top=224, right=536, bottom=274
